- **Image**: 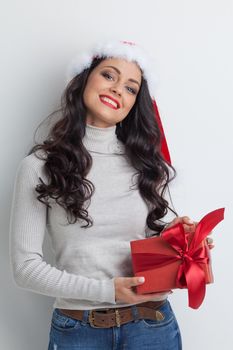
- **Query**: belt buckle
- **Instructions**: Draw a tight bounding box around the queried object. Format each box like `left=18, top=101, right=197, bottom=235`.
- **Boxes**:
left=88, top=309, right=121, bottom=328
left=114, top=309, right=121, bottom=327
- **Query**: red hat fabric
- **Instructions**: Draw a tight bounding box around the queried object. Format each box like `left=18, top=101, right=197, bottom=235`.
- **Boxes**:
left=152, top=99, right=171, bottom=165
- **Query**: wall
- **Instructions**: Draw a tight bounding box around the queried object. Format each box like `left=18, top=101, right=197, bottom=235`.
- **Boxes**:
left=1, top=0, right=232, bottom=348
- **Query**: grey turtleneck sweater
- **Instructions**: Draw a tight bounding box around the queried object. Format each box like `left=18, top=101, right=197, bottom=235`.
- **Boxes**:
left=9, top=123, right=168, bottom=310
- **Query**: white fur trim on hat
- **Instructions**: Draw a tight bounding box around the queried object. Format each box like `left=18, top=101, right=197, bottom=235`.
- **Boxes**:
left=65, top=39, right=158, bottom=98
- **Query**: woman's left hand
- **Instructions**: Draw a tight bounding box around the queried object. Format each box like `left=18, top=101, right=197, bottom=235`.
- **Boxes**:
left=165, top=216, right=214, bottom=249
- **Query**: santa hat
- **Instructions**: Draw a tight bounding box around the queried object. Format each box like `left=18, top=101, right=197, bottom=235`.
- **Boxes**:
left=66, top=39, right=171, bottom=165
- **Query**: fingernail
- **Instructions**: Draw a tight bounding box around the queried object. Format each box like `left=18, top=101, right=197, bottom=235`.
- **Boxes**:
left=187, top=219, right=194, bottom=224
left=138, top=277, right=145, bottom=283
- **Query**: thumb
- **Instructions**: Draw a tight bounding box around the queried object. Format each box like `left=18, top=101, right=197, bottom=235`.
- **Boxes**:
left=129, top=276, right=145, bottom=287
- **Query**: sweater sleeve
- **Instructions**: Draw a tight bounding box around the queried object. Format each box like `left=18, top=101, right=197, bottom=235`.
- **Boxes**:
left=9, top=155, right=116, bottom=304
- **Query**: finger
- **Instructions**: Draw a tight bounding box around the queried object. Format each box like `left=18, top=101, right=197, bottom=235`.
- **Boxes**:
left=182, top=216, right=197, bottom=225
left=206, top=237, right=214, bottom=245
left=167, top=217, right=192, bottom=229
left=183, top=223, right=196, bottom=233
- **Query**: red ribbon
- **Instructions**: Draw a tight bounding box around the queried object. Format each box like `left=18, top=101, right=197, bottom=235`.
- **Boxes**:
left=133, top=208, right=225, bottom=309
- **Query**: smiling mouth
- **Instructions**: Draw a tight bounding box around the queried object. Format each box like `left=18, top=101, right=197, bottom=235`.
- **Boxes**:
left=99, top=96, right=120, bottom=109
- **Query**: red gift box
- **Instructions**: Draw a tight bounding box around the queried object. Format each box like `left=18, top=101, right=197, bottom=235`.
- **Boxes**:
left=130, top=208, right=225, bottom=309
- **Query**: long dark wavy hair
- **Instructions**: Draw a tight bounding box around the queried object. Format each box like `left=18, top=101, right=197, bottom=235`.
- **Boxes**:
left=27, top=56, right=178, bottom=235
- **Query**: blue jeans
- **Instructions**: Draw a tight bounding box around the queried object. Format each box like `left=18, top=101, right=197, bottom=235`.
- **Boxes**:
left=48, top=299, right=182, bottom=349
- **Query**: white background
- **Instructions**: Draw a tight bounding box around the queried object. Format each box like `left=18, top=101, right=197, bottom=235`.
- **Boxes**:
left=1, top=0, right=232, bottom=349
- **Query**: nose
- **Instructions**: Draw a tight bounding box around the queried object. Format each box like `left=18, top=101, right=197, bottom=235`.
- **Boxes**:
left=110, top=83, right=122, bottom=96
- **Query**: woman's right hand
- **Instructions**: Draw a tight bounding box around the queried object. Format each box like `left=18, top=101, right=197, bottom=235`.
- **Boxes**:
left=114, top=277, right=169, bottom=304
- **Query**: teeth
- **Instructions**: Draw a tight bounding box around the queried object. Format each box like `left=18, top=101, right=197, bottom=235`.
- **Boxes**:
left=101, top=96, right=118, bottom=108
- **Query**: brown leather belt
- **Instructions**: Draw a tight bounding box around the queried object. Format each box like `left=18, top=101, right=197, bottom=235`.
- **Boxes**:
left=59, top=300, right=167, bottom=328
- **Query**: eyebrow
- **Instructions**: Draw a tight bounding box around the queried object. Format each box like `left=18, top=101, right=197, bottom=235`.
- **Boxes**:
left=103, top=65, right=141, bottom=87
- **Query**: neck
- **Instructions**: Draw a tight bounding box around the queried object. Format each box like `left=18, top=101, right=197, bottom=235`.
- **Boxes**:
left=82, top=123, right=125, bottom=155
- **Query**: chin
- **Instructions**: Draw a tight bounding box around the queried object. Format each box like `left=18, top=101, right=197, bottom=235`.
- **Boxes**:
left=87, top=114, right=117, bottom=127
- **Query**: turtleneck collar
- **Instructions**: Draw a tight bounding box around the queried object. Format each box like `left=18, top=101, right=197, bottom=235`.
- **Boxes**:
left=82, top=123, right=125, bottom=155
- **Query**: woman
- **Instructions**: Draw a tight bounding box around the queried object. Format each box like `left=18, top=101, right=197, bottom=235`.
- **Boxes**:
left=9, top=39, right=213, bottom=349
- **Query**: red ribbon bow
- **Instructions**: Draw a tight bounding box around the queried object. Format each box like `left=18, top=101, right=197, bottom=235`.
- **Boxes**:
left=133, top=208, right=225, bottom=309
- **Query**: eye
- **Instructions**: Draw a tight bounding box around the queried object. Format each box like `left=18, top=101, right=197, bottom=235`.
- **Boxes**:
left=126, top=86, right=137, bottom=95
left=101, top=72, right=114, bottom=80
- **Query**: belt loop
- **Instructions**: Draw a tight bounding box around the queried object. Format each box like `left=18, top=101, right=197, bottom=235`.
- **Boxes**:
left=131, top=305, right=140, bottom=323
left=81, top=310, right=89, bottom=326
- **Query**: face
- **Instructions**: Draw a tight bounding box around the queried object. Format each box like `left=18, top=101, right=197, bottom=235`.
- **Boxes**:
left=83, top=57, right=142, bottom=128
